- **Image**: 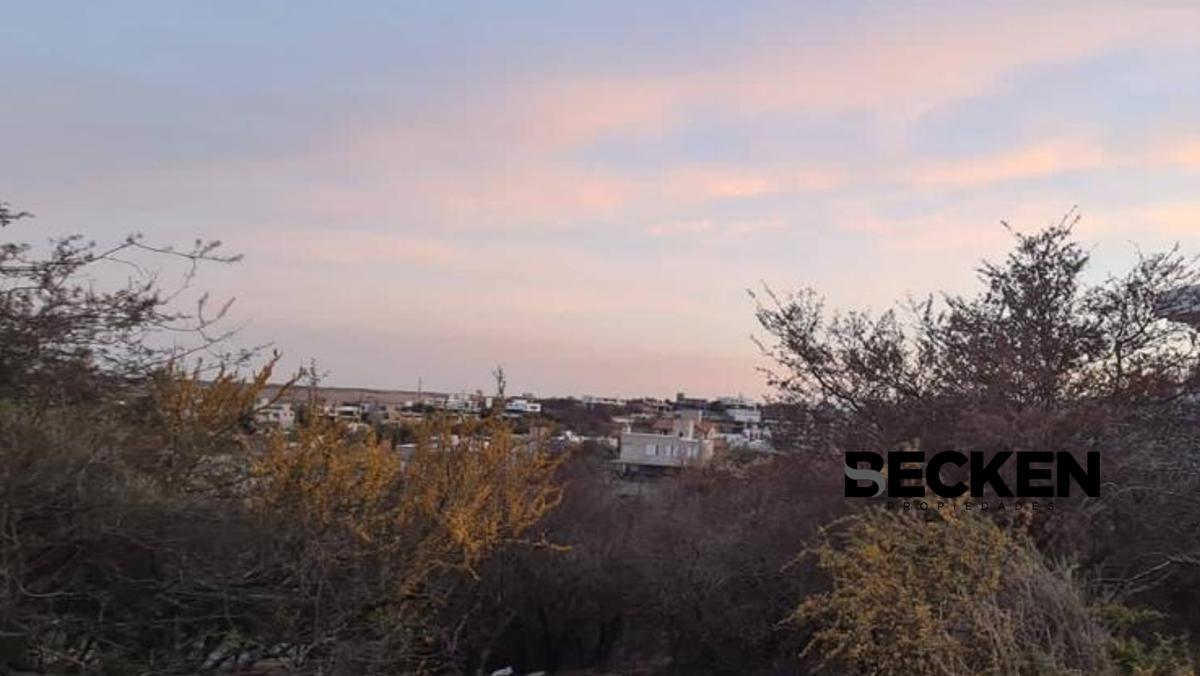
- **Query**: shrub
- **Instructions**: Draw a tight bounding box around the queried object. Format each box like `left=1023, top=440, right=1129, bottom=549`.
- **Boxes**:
left=793, top=505, right=1116, bottom=675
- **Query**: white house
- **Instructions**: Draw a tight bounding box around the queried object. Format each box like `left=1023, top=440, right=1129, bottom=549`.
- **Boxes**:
left=717, top=395, right=762, bottom=424
left=333, top=403, right=364, bottom=421
left=443, top=392, right=483, bottom=412
left=253, top=399, right=296, bottom=430
left=617, top=410, right=715, bottom=473
left=505, top=398, right=542, bottom=414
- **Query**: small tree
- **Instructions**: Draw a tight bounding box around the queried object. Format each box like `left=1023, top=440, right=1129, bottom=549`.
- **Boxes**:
left=0, top=201, right=240, bottom=402
left=756, top=212, right=1200, bottom=655
left=753, top=213, right=1200, bottom=453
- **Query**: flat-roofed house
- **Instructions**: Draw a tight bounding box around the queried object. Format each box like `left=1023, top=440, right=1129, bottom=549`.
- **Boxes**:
left=617, top=409, right=715, bottom=476
left=253, top=398, right=296, bottom=430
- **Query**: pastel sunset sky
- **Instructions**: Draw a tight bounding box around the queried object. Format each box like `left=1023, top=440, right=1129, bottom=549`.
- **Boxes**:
left=3, top=2, right=1200, bottom=397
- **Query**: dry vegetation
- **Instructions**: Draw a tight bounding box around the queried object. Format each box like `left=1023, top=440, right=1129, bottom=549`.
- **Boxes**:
left=2, top=201, right=1199, bottom=674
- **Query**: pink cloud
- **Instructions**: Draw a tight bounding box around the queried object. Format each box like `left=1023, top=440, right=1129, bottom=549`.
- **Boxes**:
left=832, top=199, right=1092, bottom=256
left=910, top=139, right=1112, bottom=188
left=502, top=4, right=1200, bottom=143
left=657, top=166, right=844, bottom=200
left=904, top=132, right=1200, bottom=191
left=1157, top=137, right=1200, bottom=169
left=1092, top=203, right=1200, bottom=239
left=518, top=78, right=681, bottom=150
left=255, top=3, right=1200, bottom=243
left=300, top=160, right=842, bottom=235
left=646, top=220, right=715, bottom=237
left=1141, top=203, right=1200, bottom=235
left=251, top=230, right=460, bottom=266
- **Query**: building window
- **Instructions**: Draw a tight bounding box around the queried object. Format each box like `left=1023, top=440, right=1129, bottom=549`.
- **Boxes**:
left=646, top=443, right=657, bottom=456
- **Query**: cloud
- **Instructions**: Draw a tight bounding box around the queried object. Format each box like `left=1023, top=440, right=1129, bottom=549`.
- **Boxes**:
left=271, top=3, right=1200, bottom=239
left=518, top=78, right=681, bottom=150
left=297, top=158, right=842, bottom=234
left=1140, top=203, right=1200, bottom=235
left=830, top=197, right=1101, bottom=256
left=500, top=3, right=1200, bottom=145
left=9, top=1, right=1200, bottom=397
left=656, top=166, right=844, bottom=200
left=301, top=164, right=637, bottom=231
left=901, top=132, right=1200, bottom=191
left=1093, top=202, right=1200, bottom=238
left=646, top=220, right=715, bottom=237
left=1158, top=136, right=1200, bottom=169
left=910, top=139, right=1113, bottom=188
left=254, top=230, right=461, bottom=266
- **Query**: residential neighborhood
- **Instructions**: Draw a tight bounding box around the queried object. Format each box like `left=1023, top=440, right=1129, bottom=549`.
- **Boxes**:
left=251, top=383, right=775, bottom=479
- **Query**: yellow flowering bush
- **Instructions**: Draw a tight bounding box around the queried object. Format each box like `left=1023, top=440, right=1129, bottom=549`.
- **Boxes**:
left=254, top=408, right=562, bottom=593
left=793, top=505, right=1116, bottom=675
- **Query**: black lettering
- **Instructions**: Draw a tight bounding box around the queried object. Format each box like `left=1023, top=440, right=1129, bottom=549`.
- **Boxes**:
left=970, top=451, right=1013, bottom=497
left=1057, top=451, right=1100, bottom=497
left=888, top=451, right=925, bottom=498
left=926, top=451, right=967, bottom=498
left=1017, top=452, right=1054, bottom=497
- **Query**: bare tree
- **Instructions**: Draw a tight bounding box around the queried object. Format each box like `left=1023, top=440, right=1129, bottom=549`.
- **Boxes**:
left=0, top=200, right=241, bottom=402
left=754, top=212, right=1200, bottom=633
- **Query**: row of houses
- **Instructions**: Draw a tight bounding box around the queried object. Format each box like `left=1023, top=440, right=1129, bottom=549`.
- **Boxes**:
left=252, top=383, right=773, bottom=478
left=252, top=385, right=542, bottom=430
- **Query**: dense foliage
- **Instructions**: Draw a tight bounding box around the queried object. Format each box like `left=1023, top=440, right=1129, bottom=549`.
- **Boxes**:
left=0, top=205, right=561, bottom=674
left=2, top=202, right=1198, bottom=674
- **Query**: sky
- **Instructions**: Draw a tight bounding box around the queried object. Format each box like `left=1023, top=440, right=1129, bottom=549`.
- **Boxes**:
left=3, top=1, right=1200, bottom=398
